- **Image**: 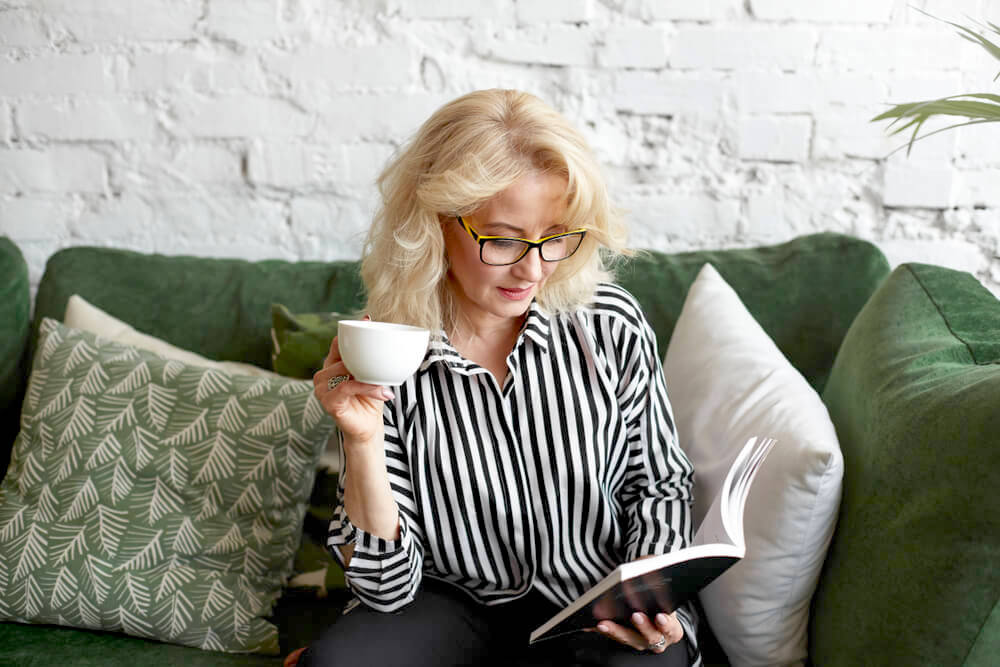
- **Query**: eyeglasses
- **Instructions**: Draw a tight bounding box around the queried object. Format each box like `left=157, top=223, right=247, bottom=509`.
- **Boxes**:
left=456, top=215, right=587, bottom=266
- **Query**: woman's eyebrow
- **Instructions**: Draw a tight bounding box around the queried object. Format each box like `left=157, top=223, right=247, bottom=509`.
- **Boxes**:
left=483, top=221, right=565, bottom=235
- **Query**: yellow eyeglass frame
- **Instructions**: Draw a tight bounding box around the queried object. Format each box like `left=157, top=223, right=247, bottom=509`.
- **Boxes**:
left=456, top=215, right=587, bottom=266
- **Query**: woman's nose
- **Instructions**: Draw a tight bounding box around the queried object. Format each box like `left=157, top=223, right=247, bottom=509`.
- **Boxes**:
left=513, top=246, right=545, bottom=281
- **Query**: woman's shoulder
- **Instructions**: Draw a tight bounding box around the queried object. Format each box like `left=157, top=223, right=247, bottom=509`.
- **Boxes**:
left=582, top=282, right=648, bottom=332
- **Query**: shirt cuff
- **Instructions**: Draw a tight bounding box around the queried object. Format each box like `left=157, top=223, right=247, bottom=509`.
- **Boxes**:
left=676, top=602, right=702, bottom=665
left=326, top=507, right=422, bottom=612
left=327, top=505, right=408, bottom=561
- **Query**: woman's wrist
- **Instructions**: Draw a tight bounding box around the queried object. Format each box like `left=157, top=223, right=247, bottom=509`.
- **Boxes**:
left=341, top=429, right=385, bottom=459
left=341, top=431, right=400, bottom=541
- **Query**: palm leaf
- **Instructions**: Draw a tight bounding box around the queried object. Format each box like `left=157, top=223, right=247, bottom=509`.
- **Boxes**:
left=872, top=95, right=1000, bottom=155
left=874, top=12, right=1000, bottom=154
left=914, top=8, right=1000, bottom=66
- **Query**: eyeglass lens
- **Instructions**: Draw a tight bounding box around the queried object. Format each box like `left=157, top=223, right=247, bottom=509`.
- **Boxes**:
left=481, top=233, right=584, bottom=265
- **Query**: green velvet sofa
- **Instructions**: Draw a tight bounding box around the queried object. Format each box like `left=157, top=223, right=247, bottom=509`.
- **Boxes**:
left=1, top=232, right=997, bottom=666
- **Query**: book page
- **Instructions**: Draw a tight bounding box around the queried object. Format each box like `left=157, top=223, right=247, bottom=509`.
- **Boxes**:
left=691, top=436, right=777, bottom=549
left=691, top=487, right=731, bottom=548
left=531, top=435, right=777, bottom=645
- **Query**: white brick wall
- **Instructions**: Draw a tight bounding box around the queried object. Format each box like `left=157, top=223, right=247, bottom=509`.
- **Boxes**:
left=671, top=27, right=818, bottom=70
left=737, top=116, right=812, bottom=162
left=0, top=147, right=106, bottom=193
left=516, top=0, right=592, bottom=24
left=0, top=0, right=998, bottom=299
left=19, top=98, right=161, bottom=142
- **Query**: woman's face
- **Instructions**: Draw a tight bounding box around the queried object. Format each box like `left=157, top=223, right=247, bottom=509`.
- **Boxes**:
left=443, top=171, right=569, bottom=330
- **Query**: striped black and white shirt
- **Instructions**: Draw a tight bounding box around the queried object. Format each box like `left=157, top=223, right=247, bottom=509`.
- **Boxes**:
left=327, top=282, right=699, bottom=655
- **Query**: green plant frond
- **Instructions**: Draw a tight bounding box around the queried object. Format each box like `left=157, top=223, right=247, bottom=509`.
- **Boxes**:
left=873, top=95, right=1000, bottom=128
left=954, top=25, right=1000, bottom=62
left=905, top=118, right=926, bottom=156
left=874, top=10, right=1000, bottom=157
left=906, top=99, right=1000, bottom=120
left=889, top=118, right=1000, bottom=157
left=914, top=8, right=1000, bottom=63
left=893, top=115, right=925, bottom=136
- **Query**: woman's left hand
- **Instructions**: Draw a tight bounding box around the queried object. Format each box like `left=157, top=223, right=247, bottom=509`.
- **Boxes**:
left=587, top=554, right=684, bottom=653
left=589, top=610, right=684, bottom=654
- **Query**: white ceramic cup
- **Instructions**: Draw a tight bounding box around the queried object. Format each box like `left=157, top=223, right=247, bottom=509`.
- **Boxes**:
left=337, top=320, right=430, bottom=386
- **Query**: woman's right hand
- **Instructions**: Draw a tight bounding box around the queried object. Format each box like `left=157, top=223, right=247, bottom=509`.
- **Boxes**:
left=313, top=330, right=394, bottom=446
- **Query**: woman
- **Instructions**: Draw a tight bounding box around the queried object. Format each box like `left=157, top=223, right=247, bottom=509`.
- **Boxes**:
left=293, top=89, right=699, bottom=667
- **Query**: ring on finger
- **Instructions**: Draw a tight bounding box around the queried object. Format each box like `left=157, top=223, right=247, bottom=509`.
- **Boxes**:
left=648, top=635, right=667, bottom=651
left=327, top=375, right=350, bottom=391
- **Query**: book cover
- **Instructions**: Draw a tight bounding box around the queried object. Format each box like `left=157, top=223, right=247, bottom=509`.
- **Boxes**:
left=529, top=436, right=777, bottom=644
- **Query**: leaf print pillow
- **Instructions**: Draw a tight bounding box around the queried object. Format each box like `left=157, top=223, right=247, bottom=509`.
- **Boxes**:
left=0, top=319, right=334, bottom=654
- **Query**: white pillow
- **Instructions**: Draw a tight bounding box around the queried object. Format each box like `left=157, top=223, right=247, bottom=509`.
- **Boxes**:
left=64, top=294, right=341, bottom=470
left=662, top=264, right=843, bottom=667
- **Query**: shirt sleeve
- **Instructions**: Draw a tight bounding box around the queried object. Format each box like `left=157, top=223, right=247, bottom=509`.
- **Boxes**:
left=326, top=402, right=424, bottom=613
left=615, top=304, right=695, bottom=563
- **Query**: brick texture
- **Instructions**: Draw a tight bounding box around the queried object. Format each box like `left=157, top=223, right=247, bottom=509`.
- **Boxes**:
left=0, top=0, right=996, bottom=298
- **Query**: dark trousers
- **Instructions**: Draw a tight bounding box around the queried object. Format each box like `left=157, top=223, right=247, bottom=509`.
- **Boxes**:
left=297, top=578, right=693, bottom=667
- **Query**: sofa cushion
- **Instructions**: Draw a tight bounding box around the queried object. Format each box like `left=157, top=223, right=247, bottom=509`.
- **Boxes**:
left=0, top=587, right=351, bottom=666
left=617, top=232, right=890, bottom=393
left=0, top=237, right=31, bottom=471
left=0, top=320, right=333, bottom=654
left=269, top=304, right=348, bottom=380
left=32, top=247, right=365, bottom=372
left=811, top=263, right=1000, bottom=666
left=664, top=264, right=842, bottom=667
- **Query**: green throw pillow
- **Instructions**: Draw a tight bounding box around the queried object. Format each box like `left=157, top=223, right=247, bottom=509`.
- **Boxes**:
left=0, top=319, right=334, bottom=655
left=1, top=237, right=31, bottom=471
left=270, top=304, right=347, bottom=379
left=811, top=264, right=1000, bottom=666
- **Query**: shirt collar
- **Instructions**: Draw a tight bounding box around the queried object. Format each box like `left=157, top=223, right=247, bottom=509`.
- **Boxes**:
left=418, top=300, right=552, bottom=373
left=519, top=299, right=551, bottom=352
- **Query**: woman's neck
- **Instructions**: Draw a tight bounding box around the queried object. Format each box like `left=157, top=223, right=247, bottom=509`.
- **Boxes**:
left=450, top=312, right=524, bottom=353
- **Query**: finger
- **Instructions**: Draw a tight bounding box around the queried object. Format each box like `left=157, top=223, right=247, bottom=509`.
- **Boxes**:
left=622, top=576, right=643, bottom=612
left=283, top=647, right=307, bottom=667
left=326, top=376, right=394, bottom=403
left=654, top=612, right=684, bottom=645
left=313, top=363, right=392, bottom=406
left=313, top=360, right=349, bottom=389
left=595, top=620, right=648, bottom=652
left=322, top=335, right=341, bottom=368
left=629, top=612, right=667, bottom=651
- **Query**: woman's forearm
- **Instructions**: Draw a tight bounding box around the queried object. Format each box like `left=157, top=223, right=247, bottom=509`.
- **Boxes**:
left=338, top=434, right=400, bottom=568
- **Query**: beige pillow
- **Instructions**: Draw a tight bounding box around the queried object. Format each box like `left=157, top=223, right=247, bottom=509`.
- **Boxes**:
left=64, top=294, right=280, bottom=378
left=64, top=294, right=341, bottom=471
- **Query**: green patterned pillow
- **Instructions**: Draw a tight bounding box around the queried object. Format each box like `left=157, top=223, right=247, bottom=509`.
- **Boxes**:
left=0, top=319, right=334, bottom=654
left=269, top=304, right=347, bottom=379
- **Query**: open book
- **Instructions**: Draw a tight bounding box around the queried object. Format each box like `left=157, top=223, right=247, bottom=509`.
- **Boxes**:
left=529, top=436, right=777, bottom=644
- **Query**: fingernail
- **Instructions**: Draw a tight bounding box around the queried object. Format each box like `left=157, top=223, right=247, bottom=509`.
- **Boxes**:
left=381, top=388, right=395, bottom=400
left=632, top=613, right=644, bottom=625
left=656, top=613, right=668, bottom=626
left=597, top=623, right=610, bottom=633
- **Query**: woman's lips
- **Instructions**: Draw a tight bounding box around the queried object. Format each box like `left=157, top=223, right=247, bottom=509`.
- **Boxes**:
left=498, top=286, right=533, bottom=300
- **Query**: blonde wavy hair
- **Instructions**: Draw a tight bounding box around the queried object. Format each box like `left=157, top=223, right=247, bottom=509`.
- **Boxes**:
left=360, top=89, right=630, bottom=333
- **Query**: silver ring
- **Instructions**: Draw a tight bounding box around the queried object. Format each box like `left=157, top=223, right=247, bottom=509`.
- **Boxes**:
left=327, top=375, right=349, bottom=391
left=648, top=635, right=667, bottom=650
